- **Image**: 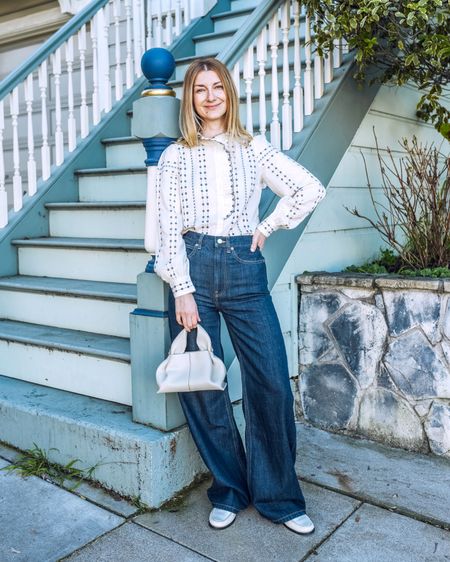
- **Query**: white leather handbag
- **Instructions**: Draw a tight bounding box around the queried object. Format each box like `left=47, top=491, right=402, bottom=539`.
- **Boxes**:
left=156, top=325, right=227, bottom=393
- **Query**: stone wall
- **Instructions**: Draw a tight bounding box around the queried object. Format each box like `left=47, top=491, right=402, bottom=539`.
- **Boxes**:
left=296, top=273, right=450, bottom=459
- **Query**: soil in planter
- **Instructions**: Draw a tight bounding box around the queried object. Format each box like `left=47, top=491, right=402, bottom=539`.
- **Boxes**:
left=345, top=249, right=450, bottom=278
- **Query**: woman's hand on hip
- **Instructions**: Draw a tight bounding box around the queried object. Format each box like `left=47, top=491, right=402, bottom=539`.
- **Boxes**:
left=251, top=228, right=266, bottom=251
left=175, top=293, right=201, bottom=331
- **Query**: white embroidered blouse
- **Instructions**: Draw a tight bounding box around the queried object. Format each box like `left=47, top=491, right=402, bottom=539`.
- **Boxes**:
left=154, top=132, right=326, bottom=297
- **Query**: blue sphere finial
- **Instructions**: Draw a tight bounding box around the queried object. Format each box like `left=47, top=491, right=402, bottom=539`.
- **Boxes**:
left=141, top=48, right=176, bottom=90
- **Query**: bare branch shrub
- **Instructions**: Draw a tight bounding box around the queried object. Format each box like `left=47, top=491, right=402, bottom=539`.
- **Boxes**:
left=345, top=131, right=450, bottom=270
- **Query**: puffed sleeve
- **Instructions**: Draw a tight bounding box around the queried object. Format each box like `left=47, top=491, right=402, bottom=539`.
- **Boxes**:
left=153, top=143, right=195, bottom=297
left=251, top=134, right=326, bottom=237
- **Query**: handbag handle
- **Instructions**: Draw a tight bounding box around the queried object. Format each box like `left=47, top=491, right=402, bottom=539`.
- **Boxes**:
left=168, top=324, right=213, bottom=355
left=185, top=328, right=199, bottom=352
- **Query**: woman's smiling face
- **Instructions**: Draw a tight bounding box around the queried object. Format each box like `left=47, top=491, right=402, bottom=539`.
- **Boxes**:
left=193, top=70, right=227, bottom=127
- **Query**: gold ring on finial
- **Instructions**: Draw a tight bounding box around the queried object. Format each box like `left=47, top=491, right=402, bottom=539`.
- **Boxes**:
left=141, top=89, right=176, bottom=97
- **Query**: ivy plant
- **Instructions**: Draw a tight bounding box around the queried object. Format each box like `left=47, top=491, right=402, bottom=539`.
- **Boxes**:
left=303, top=0, right=450, bottom=139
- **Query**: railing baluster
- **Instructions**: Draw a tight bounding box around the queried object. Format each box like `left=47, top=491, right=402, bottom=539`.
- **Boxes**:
left=91, top=13, right=101, bottom=124
left=324, top=51, right=333, bottom=83
left=125, top=0, right=134, bottom=86
left=304, top=13, right=314, bottom=116
left=232, top=60, right=240, bottom=98
left=145, top=0, right=153, bottom=49
left=174, top=0, right=182, bottom=37
left=256, top=27, right=267, bottom=135
left=323, top=9, right=333, bottom=84
left=314, top=15, right=324, bottom=99
left=98, top=3, right=112, bottom=113
left=154, top=0, right=163, bottom=48
left=269, top=12, right=280, bottom=149
left=0, top=100, right=7, bottom=228
left=133, top=0, right=143, bottom=75
left=183, top=0, right=190, bottom=27
left=113, top=0, right=123, bottom=101
left=342, top=38, right=349, bottom=54
left=52, top=48, right=64, bottom=165
left=66, top=37, right=77, bottom=152
left=293, top=0, right=303, bottom=132
left=333, top=37, right=342, bottom=68
left=164, top=2, right=173, bottom=46
left=38, top=60, right=51, bottom=180
left=243, top=43, right=254, bottom=135
left=10, top=88, right=23, bottom=211
left=281, top=1, right=292, bottom=149
left=140, top=0, right=146, bottom=58
left=78, top=24, right=89, bottom=138
left=24, top=74, right=37, bottom=196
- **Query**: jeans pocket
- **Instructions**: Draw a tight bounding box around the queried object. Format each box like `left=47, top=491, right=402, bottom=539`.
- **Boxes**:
left=231, top=246, right=265, bottom=264
left=185, top=242, right=201, bottom=259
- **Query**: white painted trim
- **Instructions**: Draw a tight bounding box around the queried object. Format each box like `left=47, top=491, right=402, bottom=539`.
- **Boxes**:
left=58, top=0, right=92, bottom=14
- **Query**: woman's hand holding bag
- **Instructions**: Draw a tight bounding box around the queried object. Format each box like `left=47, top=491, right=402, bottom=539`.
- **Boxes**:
left=156, top=325, right=227, bottom=393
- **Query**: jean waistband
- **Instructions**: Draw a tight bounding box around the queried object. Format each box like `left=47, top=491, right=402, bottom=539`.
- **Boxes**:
left=182, top=230, right=253, bottom=248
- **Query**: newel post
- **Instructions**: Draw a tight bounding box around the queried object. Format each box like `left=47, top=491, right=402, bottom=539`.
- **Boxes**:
left=129, top=47, right=185, bottom=431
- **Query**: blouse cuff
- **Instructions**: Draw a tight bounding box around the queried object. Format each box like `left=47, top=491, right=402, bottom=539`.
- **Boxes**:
left=257, top=217, right=278, bottom=238
left=170, top=276, right=196, bottom=298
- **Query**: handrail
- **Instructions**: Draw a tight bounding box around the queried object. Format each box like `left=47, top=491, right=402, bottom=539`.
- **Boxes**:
left=0, top=0, right=108, bottom=100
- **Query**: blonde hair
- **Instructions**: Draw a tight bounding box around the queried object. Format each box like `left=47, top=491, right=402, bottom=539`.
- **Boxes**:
left=178, top=57, right=252, bottom=147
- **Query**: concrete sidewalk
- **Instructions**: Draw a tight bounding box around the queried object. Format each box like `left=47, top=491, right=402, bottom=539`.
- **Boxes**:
left=1, top=422, right=449, bottom=562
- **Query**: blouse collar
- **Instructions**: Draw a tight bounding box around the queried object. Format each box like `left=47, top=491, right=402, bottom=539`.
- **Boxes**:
left=198, top=131, right=230, bottom=146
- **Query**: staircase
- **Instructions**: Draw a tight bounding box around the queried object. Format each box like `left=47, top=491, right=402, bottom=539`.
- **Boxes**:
left=0, top=0, right=379, bottom=506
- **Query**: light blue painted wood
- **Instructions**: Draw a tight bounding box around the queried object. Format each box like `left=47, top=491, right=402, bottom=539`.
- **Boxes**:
left=211, top=7, right=254, bottom=33
left=276, top=229, right=387, bottom=286
left=130, top=272, right=187, bottom=430
left=0, top=276, right=137, bottom=301
left=0, top=318, right=130, bottom=361
left=0, top=374, right=206, bottom=507
left=305, top=187, right=387, bottom=233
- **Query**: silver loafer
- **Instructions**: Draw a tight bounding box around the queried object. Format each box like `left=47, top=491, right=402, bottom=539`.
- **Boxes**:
left=284, top=514, right=315, bottom=534
left=209, top=508, right=237, bottom=529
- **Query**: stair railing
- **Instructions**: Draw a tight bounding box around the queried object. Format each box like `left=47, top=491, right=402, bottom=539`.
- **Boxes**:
left=219, top=0, right=348, bottom=151
left=0, top=0, right=208, bottom=229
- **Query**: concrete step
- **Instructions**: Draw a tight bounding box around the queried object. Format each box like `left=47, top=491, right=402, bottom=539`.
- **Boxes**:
left=211, top=6, right=254, bottom=33
left=192, top=29, right=237, bottom=57
left=12, top=237, right=149, bottom=283
left=76, top=167, right=147, bottom=202
left=231, top=0, right=262, bottom=10
left=0, top=320, right=132, bottom=404
left=0, top=276, right=137, bottom=338
left=0, top=375, right=206, bottom=507
left=46, top=201, right=146, bottom=239
left=102, top=136, right=147, bottom=168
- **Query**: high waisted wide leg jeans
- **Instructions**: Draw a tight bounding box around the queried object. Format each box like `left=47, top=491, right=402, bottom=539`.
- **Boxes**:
left=167, top=231, right=306, bottom=523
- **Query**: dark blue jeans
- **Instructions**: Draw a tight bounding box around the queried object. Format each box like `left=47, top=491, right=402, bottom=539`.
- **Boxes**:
left=167, top=231, right=306, bottom=523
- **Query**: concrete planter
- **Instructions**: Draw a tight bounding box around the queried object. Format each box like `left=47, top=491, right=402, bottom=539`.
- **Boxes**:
left=296, top=272, right=450, bottom=459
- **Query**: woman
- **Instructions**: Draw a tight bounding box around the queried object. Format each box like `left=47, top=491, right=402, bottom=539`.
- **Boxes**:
left=154, top=57, right=326, bottom=534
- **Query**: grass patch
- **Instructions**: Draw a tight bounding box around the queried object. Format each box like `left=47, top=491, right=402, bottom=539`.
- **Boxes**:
left=0, top=442, right=101, bottom=491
